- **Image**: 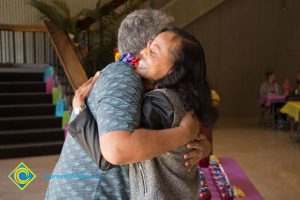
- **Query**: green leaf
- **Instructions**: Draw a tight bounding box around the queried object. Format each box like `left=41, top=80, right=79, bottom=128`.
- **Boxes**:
left=78, top=9, right=100, bottom=20
left=51, top=0, right=71, bottom=19
left=30, top=0, right=68, bottom=32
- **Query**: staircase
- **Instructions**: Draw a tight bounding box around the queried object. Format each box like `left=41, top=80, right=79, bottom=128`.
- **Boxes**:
left=0, top=64, right=64, bottom=159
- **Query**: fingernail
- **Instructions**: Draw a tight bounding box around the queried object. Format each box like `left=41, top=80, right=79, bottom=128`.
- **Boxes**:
left=95, top=71, right=100, bottom=77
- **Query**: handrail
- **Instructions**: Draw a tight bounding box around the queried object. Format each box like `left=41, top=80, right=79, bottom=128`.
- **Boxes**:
left=0, top=24, right=53, bottom=64
left=0, top=24, right=46, bottom=32
left=43, top=20, right=88, bottom=90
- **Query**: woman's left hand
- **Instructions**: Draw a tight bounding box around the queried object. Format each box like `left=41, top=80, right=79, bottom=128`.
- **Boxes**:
left=184, top=134, right=212, bottom=172
left=73, top=71, right=100, bottom=108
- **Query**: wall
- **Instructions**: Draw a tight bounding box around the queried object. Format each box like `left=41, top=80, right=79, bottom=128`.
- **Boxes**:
left=161, top=0, right=226, bottom=28
left=185, top=0, right=300, bottom=116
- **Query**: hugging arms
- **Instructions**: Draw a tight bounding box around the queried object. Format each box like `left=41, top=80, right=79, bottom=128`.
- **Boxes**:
left=69, top=71, right=211, bottom=171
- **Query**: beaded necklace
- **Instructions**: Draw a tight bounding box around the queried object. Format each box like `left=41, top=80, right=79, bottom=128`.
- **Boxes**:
left=115, top=52, right=140, bottom=67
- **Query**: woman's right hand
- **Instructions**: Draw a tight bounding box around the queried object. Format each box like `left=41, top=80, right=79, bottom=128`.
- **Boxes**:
left=179, top=111, right=200, bottom=141
left=184, top=134, right=212, bottom=172
left=72, top=71, right=100, bottom=108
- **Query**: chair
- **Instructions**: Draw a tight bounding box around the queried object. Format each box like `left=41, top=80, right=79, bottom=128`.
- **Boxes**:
left=259, top=105, right=273, bottom=127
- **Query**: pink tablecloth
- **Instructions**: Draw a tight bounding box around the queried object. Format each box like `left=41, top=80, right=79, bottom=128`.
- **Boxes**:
left=260, top=95, right=285, bottom=107
left=202, top=157, right=264, bottom=200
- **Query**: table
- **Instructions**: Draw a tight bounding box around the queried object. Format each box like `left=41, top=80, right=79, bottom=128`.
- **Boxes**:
left=280, top=101, right=300, bottom=141
left=260, top=95, right=285, bottom=107
left=202, top=157, right=263, bottom=200
left=280, top=101, right=300, bottom=122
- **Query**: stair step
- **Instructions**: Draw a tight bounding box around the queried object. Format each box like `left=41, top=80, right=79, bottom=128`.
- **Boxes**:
left=0, top=64, right=47, bottom=71
left=0, top=116, right=62, bottom=131
left=0, top=92, right=52, bottom=105
left=0, top=141, right=64, bottom=159
left=0, top=128, right=64, bottom=145
left=0, top=82, right=46, bottom=93
left=0, top=104, right=55, bottom=117
left=0, top=65, right=65, bottom=158
left=0, top=72, right=43, bottom=82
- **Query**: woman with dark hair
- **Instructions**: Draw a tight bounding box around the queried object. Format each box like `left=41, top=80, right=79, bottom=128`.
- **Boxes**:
left=70, top=27, right=217, bottom=199
left=153, top=27, right=217, bottom=125
left=129, top=26, right=217, bottom=200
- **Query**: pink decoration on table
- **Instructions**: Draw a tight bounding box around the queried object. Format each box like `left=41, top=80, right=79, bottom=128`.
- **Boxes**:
left=202, top=157, right=264, bottom=200
left=46, top=77, right=56, bottom=93
left=260, top=95, right=285, bottom=107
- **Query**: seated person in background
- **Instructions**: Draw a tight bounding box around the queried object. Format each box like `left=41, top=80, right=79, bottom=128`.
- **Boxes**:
left=286, top=71, right=300, bottom=101
left=259, top=71, right=282, bottom=126
left=283, top=79, right=292, bottom=96
left=260, top=70, right=281, bottom=98
left=294, top=70, right=300, bottom=95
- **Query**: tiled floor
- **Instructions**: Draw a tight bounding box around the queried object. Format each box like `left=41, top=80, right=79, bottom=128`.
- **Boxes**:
left=213, top=117, right=300, bottom=200
left=1, top=117, right=300, bottom=200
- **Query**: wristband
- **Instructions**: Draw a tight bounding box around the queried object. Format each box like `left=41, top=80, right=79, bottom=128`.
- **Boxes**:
left=74, top=104, right=87, bottom=115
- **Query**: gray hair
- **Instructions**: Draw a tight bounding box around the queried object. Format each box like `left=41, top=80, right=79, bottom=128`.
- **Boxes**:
left=117, top=9, right=174, bottom=55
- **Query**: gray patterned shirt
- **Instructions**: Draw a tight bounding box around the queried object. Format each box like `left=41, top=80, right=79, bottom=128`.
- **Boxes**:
left=45, top=62, right=143, bottom=200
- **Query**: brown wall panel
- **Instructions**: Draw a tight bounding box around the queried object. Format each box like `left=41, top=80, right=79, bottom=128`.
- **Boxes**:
left=185, top=0, right=300, bottom=116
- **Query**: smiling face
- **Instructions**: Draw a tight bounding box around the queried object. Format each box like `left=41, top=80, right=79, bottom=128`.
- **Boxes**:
left=136, top=31, right=181, bottom=81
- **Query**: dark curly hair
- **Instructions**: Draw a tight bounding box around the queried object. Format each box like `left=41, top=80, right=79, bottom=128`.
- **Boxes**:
left=156, top=27, right=218, bottom=126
